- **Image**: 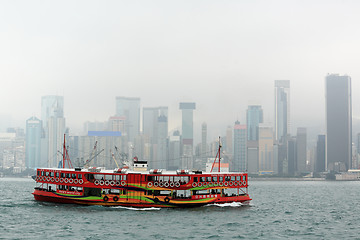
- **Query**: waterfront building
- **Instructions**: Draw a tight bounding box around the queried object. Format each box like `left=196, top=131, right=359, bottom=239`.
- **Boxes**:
left=247, top=105, right=263, bottom=141
left=156, top=115, right=168, bottom=169
left=287, top=137, right=296, bottom=176
left=325, top=74, right=352, bottom=171
left=233, top=121, right=247, bottom=172
left=115, top=97, right=140, bottom=143
left=247, top=140, right=259, bottom=174
left=315, top=135, right=326, bottom=172
left=41, top=95, right=66, bottom=168
left=258, top=124, right=274, bottom=174
left=179, top=102, right=196, bottom=168
left=296, top=128, right=307, bottom=173
left=168, top=131, right=181, bottom=170
left=274, top=80, right=290, bottom=143
left=25, top=117, right=42, bottom=169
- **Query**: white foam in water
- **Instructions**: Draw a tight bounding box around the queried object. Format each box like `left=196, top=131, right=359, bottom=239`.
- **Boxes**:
left=208, top=202, right=244, bottom=207
left=111, top=206, right=161, bottom=211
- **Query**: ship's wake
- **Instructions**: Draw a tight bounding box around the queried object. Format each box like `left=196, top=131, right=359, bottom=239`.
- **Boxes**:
left=111, top=206, right=161, bottom=211
left=206, top=202, right=247, bottom=208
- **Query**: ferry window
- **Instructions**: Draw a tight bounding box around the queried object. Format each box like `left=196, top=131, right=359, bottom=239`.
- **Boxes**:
left=105, top=175, right=112, bottom=181
left=206, top=177, right=211, bottom=182
left=45, top=172, right=49, bottom=177
left=236, top=176, right=241, bottom=181
left=169, top=176, right=174, bottom=182
left=231, top=176, right=235, bottom=181
left=72, top=174, right=76, bottom=179
left=181, top=176, right=189, bottom=183
left=78, top=174, right=82, bottom=179
left=164, top=176, right=169, bottom=182
left=122, top=190, right=127, bottom=195
left=66, top=173, right=70, bottom=178
left=225, top=176, right=230, bottom=181
left=212, top=177, right=217, bottom=182
left=115, top=175, right=120, bottom=181
left=55, top=172, right=59, bottom=177
left=243, top=175, right=246, bottom=181
left=174, top=176, right=181, bottom=182
left=122, top=175, right=126, bottom=181
left=200, top=177, right=205, bottom=182
left=219, top=176, right=223, bottom=182
left=146, top=190, right=154, bottom=195
left=61, top=173, right=65, bottom=178
left=193, top=177, right=198, bottom=182
left=110, top=189, right=120, bottom=194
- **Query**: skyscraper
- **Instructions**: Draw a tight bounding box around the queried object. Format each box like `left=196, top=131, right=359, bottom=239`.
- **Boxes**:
left=325, top=74, right=352, bottom=171
left=274, top=80, right=290, bottom=143
left=25, top=117, right=42, bottom=168
left=315, top=135, right=326, bottom=172
left=115, top=97, right=140, bottom=143
left=247, top=105, right=263, bottom=141
left=296, top=127, right=307, bottom=173
left=201, top=122, right=207, bottom=165
left=179, top=102, right=196, bottom=162
left=41, top=95, right=65, bottom=167
left=233, top=121, right=247, bottom=172
left=258, top=123, right=274, bottom=174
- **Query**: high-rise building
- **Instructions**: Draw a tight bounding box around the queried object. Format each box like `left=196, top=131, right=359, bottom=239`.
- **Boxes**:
left=287, top=137, right=296, bottom=176
left=168, top=131, right=181, bottom=170
left=233, top=121, right=247, bottom=172
left=41, top=95, right=66, bottom=168
left=247, top=105, right=263, bottom=141
left=258, top=124, right=274, bottom=174
left=325, top=74, right=352, bottom=171
left=25, top=117, right=42, bottom=168
left=115, top=97, right=140, bottom=143
left=296, top=128, right=307, bottom=173
left=274, top=80, right=290, bottom=143
left=179, top=102, right=196, bottom=167
left=247, top=140, right=259, bottom=174
left=315, top=135, right=326, bottom=172
left=156, top=115, right=168, bottom=169
left=201, top=122, right=207, bottom=165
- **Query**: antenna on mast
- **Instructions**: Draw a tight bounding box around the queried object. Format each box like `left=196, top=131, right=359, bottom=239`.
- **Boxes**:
left=210, top=136, right=222, bottom=173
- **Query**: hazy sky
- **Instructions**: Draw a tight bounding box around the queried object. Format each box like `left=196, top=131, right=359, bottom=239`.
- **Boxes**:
left=1, top=0, right=360, bottom=143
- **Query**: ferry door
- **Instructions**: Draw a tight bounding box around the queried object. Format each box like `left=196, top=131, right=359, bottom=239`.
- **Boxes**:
left=127, top=174, right=140, bottom=203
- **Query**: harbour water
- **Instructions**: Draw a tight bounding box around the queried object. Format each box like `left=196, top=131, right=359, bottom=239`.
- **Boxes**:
left=1, top=178, right=359, bottom=239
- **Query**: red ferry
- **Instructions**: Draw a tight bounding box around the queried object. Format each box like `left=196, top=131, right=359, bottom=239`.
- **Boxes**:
left=32, top=138, right=251, bottom=208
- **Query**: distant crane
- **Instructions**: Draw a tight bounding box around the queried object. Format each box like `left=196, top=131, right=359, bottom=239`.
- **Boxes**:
left=83, top=141, right=104, bottom=168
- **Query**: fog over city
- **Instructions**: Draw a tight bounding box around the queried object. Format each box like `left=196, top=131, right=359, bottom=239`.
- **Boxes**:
left=1, top=0, right=360, bottom=144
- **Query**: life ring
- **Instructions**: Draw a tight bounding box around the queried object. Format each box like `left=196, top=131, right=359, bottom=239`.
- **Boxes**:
left=192, top=182, right=197, bottom=187
left=74, top=179, right=78, bottom=184
left=121, top=181, right=126, bottom=186
left=219, top=182, right=223, bottom=187
left=50, top=177, right=54, bottom=182
left=169, top=182, right=175, bottom=188
left=79, top=179, right=83, bottom=184
left=110, top=181, right=115, bottom=186
left=147, top=182, right=153, bottom=188
left=164, top=197, right=170, bottom=203
left=105, top=180, right=110, bottom=186
left=214, top=182, right=218, bottom=186
left=113, top=196, right=119, bottom=202
left=94, top=180, right=99, bottom=185
left=46, top=177, right=51, bottom=181
left=197, top=182, right=202, bottom=187
left=64, top=178, right=69, bottom=183
left=203, top=183, right=208, bottom=188
left=234, top=181, right=238, bottom=186
left=229, top=181, right=233, bottom=186
left=60, top=178, right=64, bottom=183
left=35, top=177, right=39, bottom=182
left=116, top=181, right=121, bottom=186
left=55, top=178, right=59, bottom=182
left=209, top=183, right=213, bottom=187
left=99, top=180, right=105, bottom=186
left=242, top=181, right=247, bottom=186
left=154, top=182, right=159, bottom=187
left=237, top=181, right=242, bottom=186
left=224, top=182, right=229, bottom=187
left=164, top=182, right=169, bottom=188
left=159, top=182, right=164, bottom=187
left=69, top=179, right=74, bottom=184
left=103, top=196, right=109, bottom=202
left=175, top=182, right=180, bottom=188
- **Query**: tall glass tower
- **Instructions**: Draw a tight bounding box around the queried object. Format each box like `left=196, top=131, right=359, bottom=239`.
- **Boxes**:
left=326, top=74, right=352, bottom=171
left=116, top=97, right=140, bottom=143
left=246, top=105, right=263, bottom=141
left=274, top=80, right=290, bottom=143
left=25, top=117, right=42, bottom=168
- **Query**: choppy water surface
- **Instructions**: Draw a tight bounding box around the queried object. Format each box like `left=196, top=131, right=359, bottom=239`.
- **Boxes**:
left=1, top=178, right=359, bottom=239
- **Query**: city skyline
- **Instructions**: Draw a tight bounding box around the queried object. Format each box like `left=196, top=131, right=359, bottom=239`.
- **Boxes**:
left=2, top=1, right=360, bottom=142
